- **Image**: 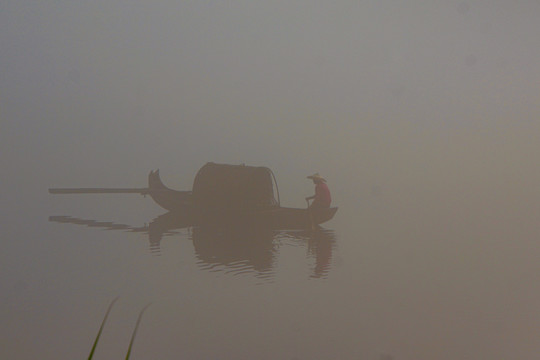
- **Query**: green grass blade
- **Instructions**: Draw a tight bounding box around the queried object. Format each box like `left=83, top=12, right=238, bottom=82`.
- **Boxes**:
left=87, top=297, right=119, bottom=360
left=125, top=303, right=152, bottom=360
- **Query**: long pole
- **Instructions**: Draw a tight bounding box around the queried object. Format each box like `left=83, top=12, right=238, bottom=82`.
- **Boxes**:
left=49, top=188, right=149, bottom=194
left=306, top=199, right=315, bottom=230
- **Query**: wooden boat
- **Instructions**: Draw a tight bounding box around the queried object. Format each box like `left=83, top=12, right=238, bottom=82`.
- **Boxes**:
left=49, top=162, right=338, bottom=229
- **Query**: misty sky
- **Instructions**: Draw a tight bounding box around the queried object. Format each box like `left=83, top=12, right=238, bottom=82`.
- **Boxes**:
left=1, top=1, right=540, bottom=207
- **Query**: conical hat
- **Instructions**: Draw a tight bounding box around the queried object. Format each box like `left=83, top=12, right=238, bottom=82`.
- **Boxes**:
left=306, top=173, right=326, bottom=182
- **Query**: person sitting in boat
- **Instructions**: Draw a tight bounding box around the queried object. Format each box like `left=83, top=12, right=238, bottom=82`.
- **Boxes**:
left=305, top=173, right=331, bottom=209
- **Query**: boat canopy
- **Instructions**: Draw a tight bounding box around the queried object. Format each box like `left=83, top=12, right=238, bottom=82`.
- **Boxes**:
left=192, top=162, right=279, bottom=210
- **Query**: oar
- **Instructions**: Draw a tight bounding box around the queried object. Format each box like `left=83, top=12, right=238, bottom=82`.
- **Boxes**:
left=125, top=303, right=152, bottom=360
left=306, top=199, right=315, bottom=230
left=87, top=297, right=119, bottom=360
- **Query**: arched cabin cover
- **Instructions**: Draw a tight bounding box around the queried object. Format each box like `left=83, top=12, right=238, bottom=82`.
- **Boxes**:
left=192, top=163, right=279, bottom=211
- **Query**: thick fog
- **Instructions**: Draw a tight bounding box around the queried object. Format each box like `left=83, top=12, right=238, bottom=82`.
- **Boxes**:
left=1, top=1, right=540, bottom=359
left=3, top=1, right=539, bottom=191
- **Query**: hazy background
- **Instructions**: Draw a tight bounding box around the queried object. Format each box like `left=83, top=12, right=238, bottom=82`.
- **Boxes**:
left=3, top=0, right=540, bottom=194
left=2, top=1, right=540, bottom=359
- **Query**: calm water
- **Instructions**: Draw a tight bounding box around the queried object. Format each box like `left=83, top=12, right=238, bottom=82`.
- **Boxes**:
left=2, top=160, right=540, bottom=360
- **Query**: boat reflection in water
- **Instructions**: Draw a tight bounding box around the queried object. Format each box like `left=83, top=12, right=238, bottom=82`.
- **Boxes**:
left=49, top=211, right=337, bottom=280
left=191, top=225, right=277, bottom=279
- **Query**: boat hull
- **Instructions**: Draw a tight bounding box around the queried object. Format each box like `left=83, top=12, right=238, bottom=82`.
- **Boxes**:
left=178, top=206, right=337, bottom=230
left=265, top=206, right=338, bottom=229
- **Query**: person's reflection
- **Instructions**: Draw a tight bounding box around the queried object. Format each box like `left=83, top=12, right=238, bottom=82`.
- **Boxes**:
left=307, top=229, right=335, bottom=278
left=281, top=228, right=336, bottom=278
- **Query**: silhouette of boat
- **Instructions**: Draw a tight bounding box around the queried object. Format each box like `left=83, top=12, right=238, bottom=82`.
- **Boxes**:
left=49, top=163, right=337, bottom=229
